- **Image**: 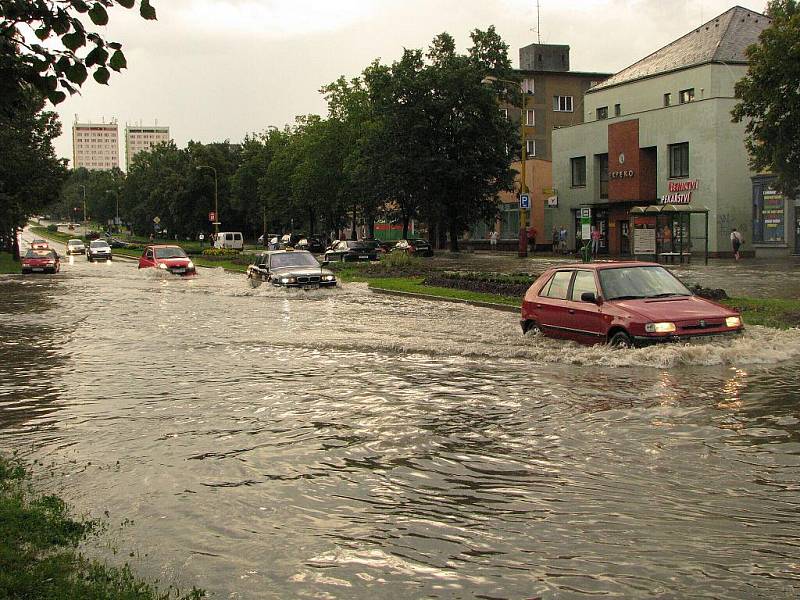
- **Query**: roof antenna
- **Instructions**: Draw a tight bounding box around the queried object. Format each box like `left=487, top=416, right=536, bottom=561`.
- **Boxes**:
left=537, top=0, right=541, bottom=44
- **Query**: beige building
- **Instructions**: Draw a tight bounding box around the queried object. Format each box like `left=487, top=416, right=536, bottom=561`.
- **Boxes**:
left=125, top=124, right=170, bottom=170
left=72, top=120, right=119, bottom=171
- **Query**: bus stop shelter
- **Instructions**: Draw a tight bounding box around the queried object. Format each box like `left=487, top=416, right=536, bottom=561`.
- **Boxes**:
left=629, top=204, right=709, bottom=265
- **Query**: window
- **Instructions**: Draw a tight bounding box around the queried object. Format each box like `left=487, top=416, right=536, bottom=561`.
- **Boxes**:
left=571, top=156, right=587, bottom=187
left=522, top=78, right=534, bottom=94
left=570, top=271, right=598, bottom=301
left=542, top=271, right=573, bottom=299
left=664, top=93, right=672, bottom=107
left=614, top=104, right=621, bottom=117
left=499, top=108, right=508, bottom=119
left=553, top=96, right=574, bottom=112
left=597, top=154, right=609, bottom=199
left=525, top=109, right=535, bottom=126
left=679, top=88, right=695, bottom=104
left=596, top=106, right=608, bottom=120
left=526, top=140, right=536, bottom=157
left=668, top=143, right=689, bottom=178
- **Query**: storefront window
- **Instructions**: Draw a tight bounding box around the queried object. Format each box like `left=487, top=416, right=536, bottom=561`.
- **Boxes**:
left=753, top=181, right=785, bottom=243
left=596, top=154, right=608, bottom=199
left=500, top=204, right=520, bottom=238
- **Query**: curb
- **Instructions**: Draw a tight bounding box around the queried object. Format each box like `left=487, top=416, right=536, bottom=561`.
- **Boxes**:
left=369, top=286, right=520, bottom=313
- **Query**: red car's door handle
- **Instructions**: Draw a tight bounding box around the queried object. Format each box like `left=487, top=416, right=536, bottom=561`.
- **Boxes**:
left=568, top=309, right=575, bottom=314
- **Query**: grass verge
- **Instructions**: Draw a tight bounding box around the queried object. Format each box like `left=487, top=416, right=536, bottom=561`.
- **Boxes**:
left=366, top=277, right=520, bottom=307
left=0, top=251, right=19, bottom=274
left=722, top=297, right=800, bottom=329
left=0, top=453, right=205, bottom=599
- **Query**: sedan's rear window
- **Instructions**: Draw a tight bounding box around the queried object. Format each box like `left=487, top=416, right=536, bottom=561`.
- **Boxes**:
left=541, top=271, right=572, bottom=299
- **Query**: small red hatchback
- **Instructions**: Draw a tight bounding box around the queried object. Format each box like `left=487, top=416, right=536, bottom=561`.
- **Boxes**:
left=22, top=248, right=60, bottom=274
left=138, top=245, right=196, bottom=276
left=521, top=262, right=743, bottom=347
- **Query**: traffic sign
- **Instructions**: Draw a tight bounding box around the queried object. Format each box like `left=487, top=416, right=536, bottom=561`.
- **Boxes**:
left=153, top=216, right=161, bottom=224
left=208, top=211, right=216, bottom=222
left=519, top=194, right=530, bottom=210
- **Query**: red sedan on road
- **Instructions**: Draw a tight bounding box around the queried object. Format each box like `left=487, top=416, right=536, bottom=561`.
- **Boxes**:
left=521, top=262, right=744, bottom=347
left=22, top=249, right=60, bottom=274
left=138, top=245, right=196, bottom=276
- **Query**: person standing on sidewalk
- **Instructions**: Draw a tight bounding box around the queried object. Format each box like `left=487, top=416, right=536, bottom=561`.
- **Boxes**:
left=590, top=226, right=601, bottom=256
left=527, top=226, right=538, bottom=253
left=489, top=230, right=498, bottom=251
left=730, top=228, right=744, bottom=261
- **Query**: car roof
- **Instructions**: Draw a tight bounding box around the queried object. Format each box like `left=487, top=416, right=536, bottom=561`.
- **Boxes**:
left=68, top=239, right=83, bottom=242
left=547, top=261, right=661, bottom=271
left=147, top=244, right=183, bottom=249
left=262, top=249, right=312, bottom=255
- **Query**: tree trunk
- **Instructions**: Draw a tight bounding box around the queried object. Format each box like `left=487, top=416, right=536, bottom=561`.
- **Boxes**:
left=350, top=204, right=357, bottom=240
left=368, top=216, right=375, bottom=239
left=309, top=207, right=315, bottom=236
left=402, top=215, right=409, bottom=239
left=12, top=227, right=20, bottom=260
left=437, top=219, right=447, bottom=250
left=448, top=220, right=460, bottom=253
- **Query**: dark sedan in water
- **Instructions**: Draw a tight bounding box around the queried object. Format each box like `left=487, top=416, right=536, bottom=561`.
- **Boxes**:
left=247, top=250, right=336, bottom=289
left=323, top=241, right=378, bottom=263
left=521, top=262, right=744, bottom=347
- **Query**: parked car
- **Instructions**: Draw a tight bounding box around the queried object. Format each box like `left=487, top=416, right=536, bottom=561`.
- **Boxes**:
left=247, top=250, right=336, bottom=289
left=21, top=249, right=60, bottom=274
left=391, top=238, right=434, bottom=257
left=86, top=239, right=112, bottom=262
left=65, top=239, right=85, bottom=255
left=30, top=239, right=49, bottom=250
left=257, top=233, right=282, bottom=247
left=295, top=237, right=326, bottom=253
left=137, top=245, right=196, bottom=276
left=280, top=233, right=305, bottom=248
left=323, top=240, right=378, bottom=263
left=109, top=238, right=133, bottom=248
left=360, top=239, right=393, bottom=254
left=520, top=262, right=744, bottom=347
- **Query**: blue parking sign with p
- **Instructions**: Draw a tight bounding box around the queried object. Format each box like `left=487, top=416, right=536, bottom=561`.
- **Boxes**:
left=519, top=193, right=530, bottom=209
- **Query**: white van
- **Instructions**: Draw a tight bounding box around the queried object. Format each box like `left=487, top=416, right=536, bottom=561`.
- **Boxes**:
left=213, top=231, right=244, bottom=250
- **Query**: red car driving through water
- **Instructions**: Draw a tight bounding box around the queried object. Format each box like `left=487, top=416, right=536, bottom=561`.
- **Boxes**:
left=521, top=262, right=743, bottom=347
left=22, top=248, right=60, bottom=274
left=138, top=245, right=196, bottom=276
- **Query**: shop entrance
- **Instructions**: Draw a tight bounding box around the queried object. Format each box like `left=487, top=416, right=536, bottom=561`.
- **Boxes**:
left=619, top=220, right=630, bottom=255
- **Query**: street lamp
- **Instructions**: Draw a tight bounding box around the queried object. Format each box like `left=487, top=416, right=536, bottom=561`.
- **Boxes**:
left=482, top=75, right=530, bottom=258
left=79, top=185, right=87, bottom=237
left=196, top=165, right=219, bottom=237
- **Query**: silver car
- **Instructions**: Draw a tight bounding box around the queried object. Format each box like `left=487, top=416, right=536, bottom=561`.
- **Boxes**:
left=87, top=239, right=112, bottom=262
left=66, top=239, right=85, bottom=255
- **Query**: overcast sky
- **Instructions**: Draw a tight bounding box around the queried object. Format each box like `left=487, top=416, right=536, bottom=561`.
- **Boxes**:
left=51, top=0, right=768, bottom=163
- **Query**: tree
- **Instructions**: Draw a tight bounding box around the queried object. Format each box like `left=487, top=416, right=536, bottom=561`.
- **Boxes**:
left=0, top=90, right=67, bottom=258
left=0, top=0, right=157, bottom=109
left=732, top=0, right=800, bottom=196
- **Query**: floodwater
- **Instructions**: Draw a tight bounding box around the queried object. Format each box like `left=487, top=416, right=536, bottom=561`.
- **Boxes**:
left=2, top=240, right=800, bottom=599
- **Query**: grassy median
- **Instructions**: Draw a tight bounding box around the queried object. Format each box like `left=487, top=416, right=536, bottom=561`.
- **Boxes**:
left=0, top=454, right=205, bottom=599
left=0, top=251, right=19, bottom=274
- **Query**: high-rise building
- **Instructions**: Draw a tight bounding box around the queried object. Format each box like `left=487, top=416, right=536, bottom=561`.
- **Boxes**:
left=125, top=124, right=170, bottom=170
left=72, top=120, right=120, bottom=171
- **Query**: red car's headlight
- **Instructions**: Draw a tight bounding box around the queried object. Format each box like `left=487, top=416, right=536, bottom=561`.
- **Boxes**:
left=726, top=316, right=742, bottom=328
left=645, top=322, right=677, bottom=333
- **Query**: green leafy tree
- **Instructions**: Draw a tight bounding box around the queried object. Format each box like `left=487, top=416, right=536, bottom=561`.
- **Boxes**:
left=0, top=90, right=66, bottom=257
left=55, top=167, right=125, bottom=226
left=0, top=0, right=157, bottom=108
left=732, top=0, right=800, bottom=195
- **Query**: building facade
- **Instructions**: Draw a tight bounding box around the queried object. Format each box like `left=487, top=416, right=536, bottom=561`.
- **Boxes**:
left=72, top=120, right=119, bottom=171
left=125, top=124, right=170, bottom=170
left=549, top=7, right=796, bottom=257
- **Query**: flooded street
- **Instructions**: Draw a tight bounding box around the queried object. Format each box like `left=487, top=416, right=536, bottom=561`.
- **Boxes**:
left=2, top=247, right=800, bottom=599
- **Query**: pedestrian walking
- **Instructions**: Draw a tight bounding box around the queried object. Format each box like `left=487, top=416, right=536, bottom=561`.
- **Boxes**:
left=590, top=226, right=601, bottom=256
left=559, top=225, right=568, bottom=254
left=489, top=230, right=498, bottom=251
left=730, top=228, right=744, bottom=261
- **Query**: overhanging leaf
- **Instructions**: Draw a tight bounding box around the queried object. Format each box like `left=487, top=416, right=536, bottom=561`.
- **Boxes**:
left=93, top=66, right=111, bottom=85
left=66, top=63, right=88, bottom=85
left=140, top=0, right=157, bottom=20
left=116, top=0, right=135, bottom=8
left=88, top=4, right=109, bottom=26
left=85, top=46, right=109, bottom=68
left=109, top=49, right=127, bottom=71
left=35, top=27, right=50, bottom=41
left=48, top=90, right=68, bottom=105
left=61, top=31, right=85, bottom=51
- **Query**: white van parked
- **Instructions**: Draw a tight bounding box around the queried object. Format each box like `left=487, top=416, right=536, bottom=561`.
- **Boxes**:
left=213, top=231, right=244, bottom=250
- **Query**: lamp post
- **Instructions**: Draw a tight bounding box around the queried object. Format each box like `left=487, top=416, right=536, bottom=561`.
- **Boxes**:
left=79, top=185, right=87, bottom=237
left=482, top=75, right=529, bottom=257
left=196, top=165, right=219, bottom=237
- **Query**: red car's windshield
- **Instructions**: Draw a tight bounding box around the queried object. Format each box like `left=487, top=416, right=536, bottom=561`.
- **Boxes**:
left=25, top=249, right=55, bottom=259
left=599, top=266, right=691, bottom=300
left=154, top=247, right=187, bottom=259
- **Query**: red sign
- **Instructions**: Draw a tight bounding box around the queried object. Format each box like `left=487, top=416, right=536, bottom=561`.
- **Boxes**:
left=661, top=192, right=692, bottom=204
left=208, top=212, right=216, bottom=222
left=668, top=180, right=699, bottom=193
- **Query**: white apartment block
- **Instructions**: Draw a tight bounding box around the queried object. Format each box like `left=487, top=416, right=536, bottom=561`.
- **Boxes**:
left=125, top=124, right=170, bottom=170
left=72, top=120, right=120, bottom=171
